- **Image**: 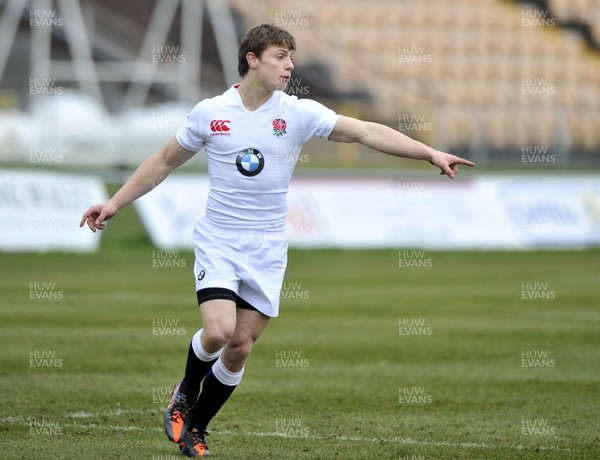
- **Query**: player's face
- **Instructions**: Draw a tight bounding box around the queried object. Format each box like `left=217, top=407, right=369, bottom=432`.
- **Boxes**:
left=255, top=45, right=295, bottom=91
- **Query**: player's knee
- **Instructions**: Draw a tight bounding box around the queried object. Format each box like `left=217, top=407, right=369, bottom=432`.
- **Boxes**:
left=226, top=339, right=254, bottom=364
left=201, top=324, right=234, bottom=350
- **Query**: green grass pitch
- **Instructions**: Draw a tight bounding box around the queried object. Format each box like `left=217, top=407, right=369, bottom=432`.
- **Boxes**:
left=0, top=203, right=598, bottom=459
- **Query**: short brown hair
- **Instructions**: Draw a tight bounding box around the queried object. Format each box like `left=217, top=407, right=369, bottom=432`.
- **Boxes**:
left=237, top=24, right=296, bottom=77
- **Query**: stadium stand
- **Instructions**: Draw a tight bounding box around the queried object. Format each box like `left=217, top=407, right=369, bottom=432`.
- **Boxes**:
left=0, top=0, right=598, bottom=164
left=229, top=0, right=600, bottom=161
left=546, top=0, right=600, bottom=47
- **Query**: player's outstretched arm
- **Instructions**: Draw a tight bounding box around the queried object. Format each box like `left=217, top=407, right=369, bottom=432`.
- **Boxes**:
left=329, top=116, right=475, bottom=179
left=80, top=136, right=196, bottom=232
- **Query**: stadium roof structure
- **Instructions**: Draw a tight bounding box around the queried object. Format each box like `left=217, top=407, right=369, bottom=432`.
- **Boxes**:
left=0, top=0, right=239, bottom=111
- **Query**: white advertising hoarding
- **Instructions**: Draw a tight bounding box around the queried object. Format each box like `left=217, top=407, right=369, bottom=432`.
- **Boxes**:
left=286, top=178, right=519, bottom=248
left=133, top=174, right=600, bottom=250
left=0, top=170, right=108, bottom=252
left=490, top=177, right=600, bottom=248
left=134, top=175, right=209, bottom=250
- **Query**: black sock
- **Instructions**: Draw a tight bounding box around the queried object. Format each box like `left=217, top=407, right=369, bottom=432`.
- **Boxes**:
left=191, top=370, right=237, bottom=430
left=179, top=342, right=217, bottom=400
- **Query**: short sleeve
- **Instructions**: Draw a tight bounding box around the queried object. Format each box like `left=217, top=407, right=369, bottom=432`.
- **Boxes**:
left=176, top=102, right=209, bottom=152
left=297, top=98, right=341, bottom=143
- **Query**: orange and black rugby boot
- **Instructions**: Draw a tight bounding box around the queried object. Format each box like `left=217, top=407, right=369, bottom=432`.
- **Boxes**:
left=179, top=428, right=211, bottom=457
left=164, top=381, right=195, bottom=443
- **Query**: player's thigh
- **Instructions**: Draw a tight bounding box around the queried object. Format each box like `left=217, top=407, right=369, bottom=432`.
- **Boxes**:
left=221, top=308, right=269, bottom=369
left=199, top=298, right=237, bottom=345
left=228, top=307, right=270, bottom=349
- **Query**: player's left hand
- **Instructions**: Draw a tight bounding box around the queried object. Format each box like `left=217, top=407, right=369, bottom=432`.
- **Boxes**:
left=429, top=150, right=475, bottom=179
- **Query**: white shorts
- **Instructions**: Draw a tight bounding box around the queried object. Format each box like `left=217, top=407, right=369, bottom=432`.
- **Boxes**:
left=192, top=218, right=288, bottom=317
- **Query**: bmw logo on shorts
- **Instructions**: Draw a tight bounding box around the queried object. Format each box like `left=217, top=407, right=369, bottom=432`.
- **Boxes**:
left=236, top=148, right=264, bottom=177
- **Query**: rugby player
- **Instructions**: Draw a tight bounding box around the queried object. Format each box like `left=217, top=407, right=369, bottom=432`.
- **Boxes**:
left=81, top=23, right=474, bottom=457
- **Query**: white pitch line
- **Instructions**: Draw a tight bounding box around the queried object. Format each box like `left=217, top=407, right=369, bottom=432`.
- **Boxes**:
left=0, top=409, right=571, bottom=453
left=215, top=430, right=570, bottom=453
left=0, top=408, right=161, bottom=424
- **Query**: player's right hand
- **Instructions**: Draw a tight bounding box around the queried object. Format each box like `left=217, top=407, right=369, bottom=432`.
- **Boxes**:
left=79, top=202, right=118, bottom=233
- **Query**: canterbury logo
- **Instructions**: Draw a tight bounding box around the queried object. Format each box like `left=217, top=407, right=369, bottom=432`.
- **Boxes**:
left=210, top=119, right=231, bottom=133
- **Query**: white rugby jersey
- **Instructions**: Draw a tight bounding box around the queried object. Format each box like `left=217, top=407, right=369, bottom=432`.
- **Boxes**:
left=176, top=84, right=340, bottom=231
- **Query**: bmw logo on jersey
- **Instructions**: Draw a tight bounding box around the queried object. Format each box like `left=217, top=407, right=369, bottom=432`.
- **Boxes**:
left=236, top=148, right=264, bottom=177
